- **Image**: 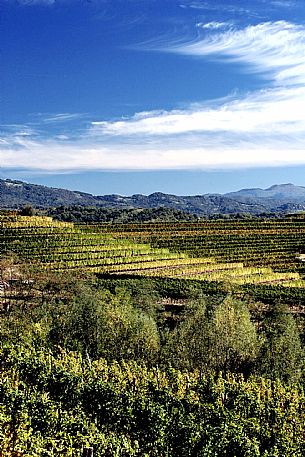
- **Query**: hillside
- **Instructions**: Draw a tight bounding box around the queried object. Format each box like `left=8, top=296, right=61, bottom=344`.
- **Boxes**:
left=0, top=179, right=99, bottom=208
left=227, top=183, right=305, bottom=201
left=1, top=178, right=305, bottom=215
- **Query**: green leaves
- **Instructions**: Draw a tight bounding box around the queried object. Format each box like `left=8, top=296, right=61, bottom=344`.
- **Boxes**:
left=164, top=296, right=260, bottom=374
left=1, top=344, right=304, bottom=456
left=259, top=304, right=305, bottom=383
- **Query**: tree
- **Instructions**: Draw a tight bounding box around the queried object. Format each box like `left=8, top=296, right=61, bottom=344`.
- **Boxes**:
left=165, top=296, right=259, bottom=374
left=209, top=296, right=259, bottom=374
left=19, top=205, right=35, bottom=216
left=162, top=296, right=209, bottom=370
left=55, top=286, right=160, bottom=363
left=259, top=303, right=304, bottom=383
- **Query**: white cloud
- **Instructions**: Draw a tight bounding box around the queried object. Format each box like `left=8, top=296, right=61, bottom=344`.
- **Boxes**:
left=270, top=1, right=297, bottom=7
left=174, top=21, right=305, bottom=86
left=196, top=21, right=230, bottom=30
left=1, top=135, right=305, bottom=171
left=42, top=113, right=86, bottom=123
left=85, top=20, right=305, bottom=166
left=179, top=1, right=257, bottom=16
left=91, top=86, right=305, bottom=137
left=2, top=20, right=305, bottom=172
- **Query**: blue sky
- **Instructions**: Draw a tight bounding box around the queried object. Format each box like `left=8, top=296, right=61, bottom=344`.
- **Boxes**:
left=1, top=0, right=305, bottom=195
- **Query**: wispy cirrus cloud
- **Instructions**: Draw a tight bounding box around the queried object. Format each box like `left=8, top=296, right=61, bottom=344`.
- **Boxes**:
left=196, top=21, right=231, bottom=30
left=180, top=0, right=299, bottom=15
left=91, top=86, right=305, bottom=137
left=90, top=21, right=305, bottom=140
left=172, top=21, right=305, bottom=86
left=1, top=20, right=305, bottom=172
left=42, top=113, right=87, bottom=123
left=269, top=1, right=298, bottom=8
left=179, top=1, right=260, bottom=17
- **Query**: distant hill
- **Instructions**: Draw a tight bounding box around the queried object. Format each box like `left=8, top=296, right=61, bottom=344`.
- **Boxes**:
left=1, top=179, right=305, bottom=216
left=0, top=179, right=99, bottom=208
left=226, top=183, right=305, bottom=201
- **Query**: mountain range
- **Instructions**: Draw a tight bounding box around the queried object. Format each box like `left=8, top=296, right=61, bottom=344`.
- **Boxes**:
left=1, top=179, right=305, bottom=216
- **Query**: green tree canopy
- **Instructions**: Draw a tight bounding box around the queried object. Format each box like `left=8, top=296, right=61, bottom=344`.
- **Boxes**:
left=165, top=296, right=260, bottom=374
left=259, top=303, right=304, bottom=383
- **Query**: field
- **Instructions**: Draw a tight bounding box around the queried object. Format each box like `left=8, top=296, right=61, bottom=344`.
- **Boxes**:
left=1, top=213, right=305, bottom=455
left=2, top=214, right=305, bottom=293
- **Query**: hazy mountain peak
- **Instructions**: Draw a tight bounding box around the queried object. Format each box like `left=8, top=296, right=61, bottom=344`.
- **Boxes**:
left=267, top=183, right=298, bottom=190
left=226, top=183, right=305, bottom=201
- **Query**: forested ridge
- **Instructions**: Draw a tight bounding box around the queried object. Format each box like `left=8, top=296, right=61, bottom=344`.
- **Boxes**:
left=2, top=178, right=305, bottom=216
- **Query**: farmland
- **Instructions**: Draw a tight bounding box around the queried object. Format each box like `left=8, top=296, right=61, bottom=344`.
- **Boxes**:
left=2, top=214, right=305, bottom=289
left=1, top=212, right=305, bottom=455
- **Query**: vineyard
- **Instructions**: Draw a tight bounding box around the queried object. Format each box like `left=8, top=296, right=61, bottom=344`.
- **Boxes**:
left=2, top=215, right=305, bottom=290
left=1, top=343, right=304, bottom=456
left=1, top=214, right=305, bottom=455
left=83, top=219, right=305, bottom=271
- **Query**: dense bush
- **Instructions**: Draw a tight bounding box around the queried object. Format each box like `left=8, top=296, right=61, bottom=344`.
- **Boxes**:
left=0, top=342, right=304, bottom=456
left=1, top=272, right=305, bottom=455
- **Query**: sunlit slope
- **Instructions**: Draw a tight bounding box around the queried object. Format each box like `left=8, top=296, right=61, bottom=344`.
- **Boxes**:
left=1, top=215, right=305, bottom=287
left=0, top=215, right=186, bottom=271
left=82, top=219, right=305, bottom=272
